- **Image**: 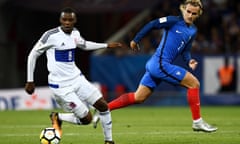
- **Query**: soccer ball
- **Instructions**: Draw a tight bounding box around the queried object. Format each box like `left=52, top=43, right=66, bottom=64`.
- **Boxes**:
left=40, top=127, right=61, bottom=144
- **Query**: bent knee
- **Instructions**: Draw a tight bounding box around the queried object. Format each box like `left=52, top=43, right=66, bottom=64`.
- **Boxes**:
left=182, top=74, right=200, bottom=89
left=191, top=80, right=200, bottom=88
left=94, top=98, right=109, bottom=112
left=79, top=112, right=92, bottom=125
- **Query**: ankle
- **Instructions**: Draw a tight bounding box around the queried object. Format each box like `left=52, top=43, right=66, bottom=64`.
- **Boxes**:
left=193, top=118, right=202, bottom=123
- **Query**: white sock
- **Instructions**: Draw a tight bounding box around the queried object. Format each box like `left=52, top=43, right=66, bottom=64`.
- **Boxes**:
left=193, top=117, right=202, bottom=123
left=58, top=113, right=82, bottom=125
left=99, top=110, right=113, bottom=141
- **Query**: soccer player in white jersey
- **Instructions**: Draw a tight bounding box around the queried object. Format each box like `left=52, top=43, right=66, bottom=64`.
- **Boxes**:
left=25, top=7, right=122, bottom=144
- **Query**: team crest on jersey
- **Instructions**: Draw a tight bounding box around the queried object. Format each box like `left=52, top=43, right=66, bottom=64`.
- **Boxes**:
left=75, top=38, right=85, bottom=45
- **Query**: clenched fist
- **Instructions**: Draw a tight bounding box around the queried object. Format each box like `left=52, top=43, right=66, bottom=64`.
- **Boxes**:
left=25, top=82, right=35, bottom=95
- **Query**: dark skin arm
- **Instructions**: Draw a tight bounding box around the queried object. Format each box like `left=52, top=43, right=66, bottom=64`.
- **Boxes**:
left=107, top=42, right=123, bottom=49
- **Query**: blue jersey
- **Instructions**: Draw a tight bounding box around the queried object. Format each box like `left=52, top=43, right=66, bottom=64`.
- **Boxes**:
left=133, top=16, right=197, bottom=88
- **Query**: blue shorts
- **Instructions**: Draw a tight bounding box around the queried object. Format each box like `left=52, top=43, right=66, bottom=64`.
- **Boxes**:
left=140, top=62, right=187, bottom=89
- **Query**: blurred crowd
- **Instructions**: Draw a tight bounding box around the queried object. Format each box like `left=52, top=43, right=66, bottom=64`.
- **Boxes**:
left=105, top=0, right=240, bottom=56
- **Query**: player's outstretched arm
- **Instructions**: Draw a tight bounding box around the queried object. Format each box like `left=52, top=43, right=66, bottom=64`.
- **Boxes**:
left=106, top=42, right=122, bottom=49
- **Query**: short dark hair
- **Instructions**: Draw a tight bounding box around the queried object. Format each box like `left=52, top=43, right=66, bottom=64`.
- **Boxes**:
left=60, top=7, right=77, bottom=18
left=61, top=7, right=76, bottom=14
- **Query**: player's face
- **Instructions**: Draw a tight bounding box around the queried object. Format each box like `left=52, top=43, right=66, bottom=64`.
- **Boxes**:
left=60, top=12, right=77, bottom=34
left=182, top=4, right=201, bottom=25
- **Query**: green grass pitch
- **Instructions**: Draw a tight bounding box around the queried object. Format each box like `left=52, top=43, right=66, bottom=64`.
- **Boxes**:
left=0, top=106, right=239, bottom=144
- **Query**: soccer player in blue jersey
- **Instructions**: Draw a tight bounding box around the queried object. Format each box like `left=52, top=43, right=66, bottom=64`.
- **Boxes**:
left=25, top=7, right=122, bottom=144
left=94, top=0, right=217, bottom=132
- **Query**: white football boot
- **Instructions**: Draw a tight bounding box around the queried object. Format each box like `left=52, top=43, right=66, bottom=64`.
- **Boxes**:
left=192, top=119, right=217, bottom=132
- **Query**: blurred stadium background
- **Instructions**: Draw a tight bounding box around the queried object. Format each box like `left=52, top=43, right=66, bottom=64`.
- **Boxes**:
left=0, top=0, right=239, bottom=110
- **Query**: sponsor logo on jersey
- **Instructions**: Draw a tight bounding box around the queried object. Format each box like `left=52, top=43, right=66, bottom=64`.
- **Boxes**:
left=159, top=17, right=167, bottom=23
left=176, top=30, right=182, bottom=33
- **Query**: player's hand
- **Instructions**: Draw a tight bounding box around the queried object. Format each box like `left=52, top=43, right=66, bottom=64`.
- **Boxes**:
left=130, top=40, right=140, bottom=52
left=189, top=59, right=198, bottom=70
left=107, top=42, right=122, bottom=49
left=25, top=82, right=35, bottom=95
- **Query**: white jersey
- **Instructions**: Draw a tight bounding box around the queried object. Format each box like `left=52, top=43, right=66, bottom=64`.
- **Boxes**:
left=27, top=26, right=107, bottom=86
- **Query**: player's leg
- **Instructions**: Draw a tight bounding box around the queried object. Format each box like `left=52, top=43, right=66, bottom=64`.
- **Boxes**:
left=49, top=87, right=69, bottom=137
left=50, top=105, right=92, bottom=136
left=108, top=72, right=155, bottom=111
left=93, top=97, right=114, bottom=144
left=50, top=86, right=93, bottom=136
left=78, top=76, right=115, bottom=144
left=49, top=112, right=62, bottom=136
left=93, top=72, right=157, bottom=128
left=157, top=63, right=217, bottom=132
left=180, top=71, right=217, bottom=132
left=108, top=85, right=152, bottom=110
left=58, top=99, right=92, bottom=125
left=180, top=72, right=201, bottom=121
left=83, top=101, right=100, bottom=128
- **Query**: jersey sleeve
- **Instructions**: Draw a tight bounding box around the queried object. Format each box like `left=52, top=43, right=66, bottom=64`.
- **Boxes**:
left=75, top=31, right=107, bottom=50
left=27, top=33, right=53, bottom=82
left=133, top=16, right=178, bottom=43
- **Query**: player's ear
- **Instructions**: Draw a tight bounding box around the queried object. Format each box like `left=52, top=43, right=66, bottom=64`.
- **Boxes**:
left=73, top=19, right=77, bottom=24
left=74, top=16, right=77, bottom=23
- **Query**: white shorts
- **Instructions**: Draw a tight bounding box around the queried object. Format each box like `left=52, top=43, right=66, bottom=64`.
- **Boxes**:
left=49, top=75, right=102, bottom=118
